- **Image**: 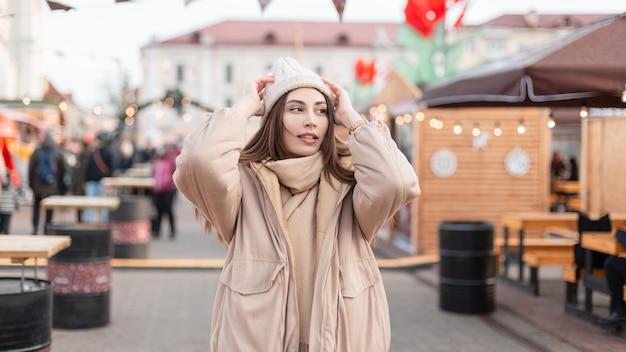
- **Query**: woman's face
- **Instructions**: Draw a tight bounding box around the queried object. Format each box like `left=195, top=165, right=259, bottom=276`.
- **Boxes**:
left=281, top=87, right=329, bottom=158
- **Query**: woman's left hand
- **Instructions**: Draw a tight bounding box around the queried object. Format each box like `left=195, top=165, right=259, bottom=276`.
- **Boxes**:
left=321, top=77, right=364, bottom=129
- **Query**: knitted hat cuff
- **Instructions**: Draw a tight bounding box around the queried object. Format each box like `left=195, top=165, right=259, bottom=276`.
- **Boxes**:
left=263, top=57, right=332, bottom=118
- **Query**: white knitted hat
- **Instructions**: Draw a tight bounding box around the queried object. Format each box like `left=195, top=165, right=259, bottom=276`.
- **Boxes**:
left=263, top=57, right=333, bottom=118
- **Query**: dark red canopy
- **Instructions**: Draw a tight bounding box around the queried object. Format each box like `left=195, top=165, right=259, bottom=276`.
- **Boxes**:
left=420, top=13, right=626, bottom=108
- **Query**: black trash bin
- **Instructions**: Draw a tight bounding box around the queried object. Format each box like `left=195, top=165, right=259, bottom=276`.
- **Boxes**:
left=46, top=223, right=112, bottom=329
left=439, top=221, right=496, bottom=314
left=110, top=194, right=152, bottom=258
left=0, top=278, right=52, bottom=352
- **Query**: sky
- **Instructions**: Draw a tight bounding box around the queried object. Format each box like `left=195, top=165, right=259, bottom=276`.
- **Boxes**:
left=34, top=0, right=626, bottom=111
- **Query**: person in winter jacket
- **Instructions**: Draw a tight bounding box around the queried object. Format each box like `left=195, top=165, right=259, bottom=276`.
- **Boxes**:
left=173, top=57, right=421, bottom=352
left=83, top=132, right=114, bottom=223
left=151, top=146, right=177, bottom=239
left=28, top=130, right=67, bottom=234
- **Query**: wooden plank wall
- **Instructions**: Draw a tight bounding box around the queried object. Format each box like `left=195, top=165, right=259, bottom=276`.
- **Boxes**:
left=582, top=116, right=626, bottom=215
left=410, top=107, right=551, bottom=254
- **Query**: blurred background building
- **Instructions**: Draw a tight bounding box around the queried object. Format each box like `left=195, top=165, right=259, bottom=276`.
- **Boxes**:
left=0, top=0, right=614, bottom=148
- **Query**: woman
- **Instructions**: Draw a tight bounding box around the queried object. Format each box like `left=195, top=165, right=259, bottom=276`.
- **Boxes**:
left=174, top=57, right=420, bottom=351
left=151, top=146, right=177, bottom=239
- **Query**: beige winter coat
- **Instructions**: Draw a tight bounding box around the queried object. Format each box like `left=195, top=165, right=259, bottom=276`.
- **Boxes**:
left=174, top=107, right=420, bottom=352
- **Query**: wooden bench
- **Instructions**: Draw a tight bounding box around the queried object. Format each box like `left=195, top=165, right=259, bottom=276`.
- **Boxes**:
left=523, top=250, right=574, bottom=295
left=563, top=265, right=626, bottom=322
left=494, top=237, right=577, bottom=254
left=495, top=237, right=576, bottom=295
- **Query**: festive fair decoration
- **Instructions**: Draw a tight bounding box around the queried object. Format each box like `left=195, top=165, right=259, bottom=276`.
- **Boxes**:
left=354, top=58, right=376, bottom=86
left=46, top=1, right=73, bottom=11
left=472, top=131, right=490, bottom=149
left=395, top=0, right=471, bottom=85
left=504, top=148, right=530, bottom=177
left=333, top=0, right=346, bottom=21
left=430, top=149, right=457, bottom=178
left=259, top=0, right=272, bottom=11
left=404, top=0, right=446, bottom=38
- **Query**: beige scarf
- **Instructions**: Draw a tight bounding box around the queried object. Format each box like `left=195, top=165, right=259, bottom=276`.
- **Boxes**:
left=256, top=152, right=342, bottom=346
left=258, top=153, right=343, bottom=261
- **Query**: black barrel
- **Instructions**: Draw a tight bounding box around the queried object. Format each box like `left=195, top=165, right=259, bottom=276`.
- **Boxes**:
left=0, top=278, right=52, bottom=352
left=46, top=223, right=112, bottom=329
left=439, top=221, right=496, bottom=314
left=110, top=194, right=152, bottom=258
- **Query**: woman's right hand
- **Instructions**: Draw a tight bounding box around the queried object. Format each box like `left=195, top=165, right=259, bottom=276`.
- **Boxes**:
left=234, top=76, right=275, bottom=117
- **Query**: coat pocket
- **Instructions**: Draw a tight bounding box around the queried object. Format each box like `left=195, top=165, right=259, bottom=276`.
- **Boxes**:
left=339, top=258, right=380, bottom=298
left=214, top=259, right=287, bottom=351
left=220, top=258, right=285, bottom=294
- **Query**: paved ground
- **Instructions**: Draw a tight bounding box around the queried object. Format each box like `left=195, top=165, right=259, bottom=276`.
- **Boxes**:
left=2, top=195, right=626, bottom=351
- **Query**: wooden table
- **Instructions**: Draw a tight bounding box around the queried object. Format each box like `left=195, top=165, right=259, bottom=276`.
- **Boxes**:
left=581, top=231, right=626, bottom=257
left=552, top=181, right=580, bottom=212
left=102, top=177, right=154, bottom=195
left=553, top=181, right=580, bottom=195
left=0, top=235, right=71, bottom=288
left=41, top=195, right=120, bottom=224
left=41, top=195, right=120, bottom=211
left=500, top=212, right=626, bottom=288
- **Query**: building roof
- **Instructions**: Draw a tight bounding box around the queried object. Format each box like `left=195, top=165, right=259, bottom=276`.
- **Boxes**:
left=154, top=20, right=400, bottom=47
left=477, top=13, right=616, bottom=29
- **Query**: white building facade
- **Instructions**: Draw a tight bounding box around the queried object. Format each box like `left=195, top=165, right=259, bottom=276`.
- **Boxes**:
left=136, top=14, right=614, bottom=147
left=137, top=20, right=404, bottom=146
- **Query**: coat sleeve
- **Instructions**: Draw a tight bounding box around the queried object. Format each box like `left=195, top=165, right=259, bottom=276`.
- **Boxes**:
left=173, top=108, right=250, bottom=243
left=347, top=120, right=421, bottom=242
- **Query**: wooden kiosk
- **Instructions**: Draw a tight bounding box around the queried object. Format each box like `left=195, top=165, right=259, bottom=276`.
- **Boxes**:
left=408, top=107, right=552, bottom=254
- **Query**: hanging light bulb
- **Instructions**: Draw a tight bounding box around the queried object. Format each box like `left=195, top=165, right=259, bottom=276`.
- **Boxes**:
left=493, top=122, right=502, bottom=136
left=472, top=123, right=480, bottom=137
left=517, top=119, right=526, bottom=134
left=547, top=113, right=556, bottom=129
left=429, top=117, right=438, bottom=128
left=579, top=102, right=588, bottom=118
left=453, top=121, right=462, bottom=135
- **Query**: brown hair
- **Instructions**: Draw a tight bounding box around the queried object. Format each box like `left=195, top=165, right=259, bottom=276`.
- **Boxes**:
left=240, top=92, right=355, bottom=185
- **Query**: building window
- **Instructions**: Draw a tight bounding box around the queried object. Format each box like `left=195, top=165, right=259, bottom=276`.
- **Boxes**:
left=176, top=64, right=185, bottom=83
left=487, top=41, right=506, bottom=54
left=225, top=64, right=233, bottom=84
left=315, top=65, right=323, bottom=76
left=466, top=41, right=475, bottom=53
left=225, top=97, right=233, bottom=107
left=336, top=33, right=349, bottom=44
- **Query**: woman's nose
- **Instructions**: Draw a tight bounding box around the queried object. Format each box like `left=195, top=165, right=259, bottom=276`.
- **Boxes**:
left=304, top=111, right=317, bottom=127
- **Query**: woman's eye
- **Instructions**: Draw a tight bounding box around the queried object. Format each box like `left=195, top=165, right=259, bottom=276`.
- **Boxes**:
left=289, top=106, right=303, bottom=112
left=316, top=108, right=327, bottom=114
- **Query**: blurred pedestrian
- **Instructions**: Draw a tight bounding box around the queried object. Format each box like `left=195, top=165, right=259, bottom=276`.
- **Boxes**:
left=0, top=139, right=19, bottom=234
left=84, top=132, right=114, bottom=223
left=12, top=135, right=36, bottom=204
left=137, top=140, right=155, bottom=164
left=568, top=155, right=579, bottom=181
left=551, top=150, right=566, bottom=180
left=173, top=57, right=420, bottom=351
left=0, top=150, right=8, bottom=232
left=115, top=140, right=135, bottom=176
left=598, top=230, right=626, bottom=326
left=28, top=130, right=66, bottom=234
left=71, top=135, right=92, bottom=222
left=151, top=146, right=177, bottom=239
